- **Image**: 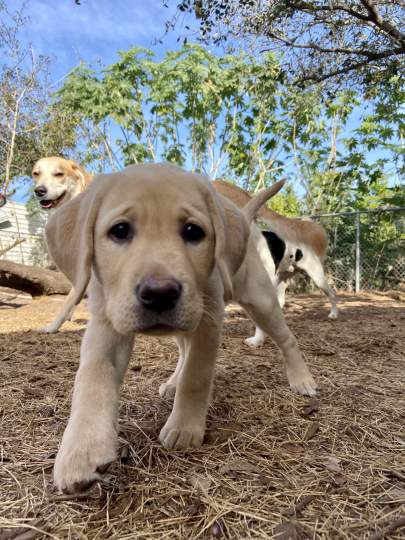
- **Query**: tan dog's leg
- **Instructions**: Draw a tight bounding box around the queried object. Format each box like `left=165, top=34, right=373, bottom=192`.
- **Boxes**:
left=54, top=317, right=134, bottom=492
left=39, top=288, right=77, bottom=333
left=237, top=258, right=317, bottom=396
left=159, top=336, right=185, bottom=399
left=159, top=308, right=223, bottom=450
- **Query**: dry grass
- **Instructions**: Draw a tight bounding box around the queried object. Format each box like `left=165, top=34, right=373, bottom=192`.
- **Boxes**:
left=0, top=290, right=404, bottom=539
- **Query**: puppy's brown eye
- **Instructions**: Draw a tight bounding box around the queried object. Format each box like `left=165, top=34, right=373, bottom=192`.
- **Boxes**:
left=109, top=222, right=133, bottom=242
left=54, top=172, right=64, bottom=177
left=32, top=171, right=39, bottom=176
left=182, top=223, right=205, bottom=243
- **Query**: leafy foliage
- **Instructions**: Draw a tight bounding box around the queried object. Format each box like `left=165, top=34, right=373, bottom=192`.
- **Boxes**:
left=56, top=43, right=403, bottom=215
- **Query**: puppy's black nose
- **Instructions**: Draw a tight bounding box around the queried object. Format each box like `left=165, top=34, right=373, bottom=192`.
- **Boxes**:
left=136, top=277, right=182, bottom=312
left=34, top=186, right=47, bottom=197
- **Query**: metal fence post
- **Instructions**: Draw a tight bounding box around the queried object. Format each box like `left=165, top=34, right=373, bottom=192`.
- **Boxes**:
left=308, top=207, right=404, bottom=292
left=355, top=211, right=360, bottom=293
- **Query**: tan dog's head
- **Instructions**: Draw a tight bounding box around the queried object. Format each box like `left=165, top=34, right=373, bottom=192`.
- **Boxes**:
left=46, top=163, right=249, bottom=336
left=32, top=157, right=91, bottom=210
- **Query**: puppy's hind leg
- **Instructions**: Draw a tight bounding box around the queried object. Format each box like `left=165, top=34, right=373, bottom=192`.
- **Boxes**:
left=237, top=262, right=317, bottom=396
left=244, top=280, right=288, bottom=349
left=159, top=336, right=185, bottom=399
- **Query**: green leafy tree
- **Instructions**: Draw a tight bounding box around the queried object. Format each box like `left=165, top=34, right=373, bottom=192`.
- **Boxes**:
left=56, top=43, right=403, bottom=216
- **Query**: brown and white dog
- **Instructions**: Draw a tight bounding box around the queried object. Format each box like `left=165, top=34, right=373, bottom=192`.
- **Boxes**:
left=45, top=163, right=317, bottom=493
left=213, top=180, right=338, bottom=347
left=32, top=157, right=92, bottom=211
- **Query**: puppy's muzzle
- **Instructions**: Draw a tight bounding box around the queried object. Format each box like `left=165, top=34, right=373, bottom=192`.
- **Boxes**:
left=136, top=277, right=183, bottom=313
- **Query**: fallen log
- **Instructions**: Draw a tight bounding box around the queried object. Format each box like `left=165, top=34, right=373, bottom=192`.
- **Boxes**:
left=0, top=260, right=71, bottom=296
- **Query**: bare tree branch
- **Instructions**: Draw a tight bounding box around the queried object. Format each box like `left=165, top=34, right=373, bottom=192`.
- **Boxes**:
left=167, top=1, right=405, bottom=88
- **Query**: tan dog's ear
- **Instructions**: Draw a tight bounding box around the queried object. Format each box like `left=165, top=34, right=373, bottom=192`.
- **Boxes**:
left=70, top=161, right=89, bottom=190
left=45, top=185, right=102, bottom=304
left=204, top=185, right=249, bottom=301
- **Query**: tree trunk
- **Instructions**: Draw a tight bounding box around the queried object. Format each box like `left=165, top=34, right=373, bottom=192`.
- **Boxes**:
left=0, top=260, right=71, bottom=296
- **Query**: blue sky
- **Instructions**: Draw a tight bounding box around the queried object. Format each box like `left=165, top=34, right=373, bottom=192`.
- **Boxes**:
left=17, top=0, right=187, bottom=78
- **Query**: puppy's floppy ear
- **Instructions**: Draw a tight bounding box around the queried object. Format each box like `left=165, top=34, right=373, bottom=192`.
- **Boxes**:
left=45, top=184, right=102, bottom=305
left=204, top=184, right=249, bottom=301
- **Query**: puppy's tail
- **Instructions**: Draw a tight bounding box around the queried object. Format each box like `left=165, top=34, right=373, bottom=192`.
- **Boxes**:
left=242, top=179, right=285, bottom=222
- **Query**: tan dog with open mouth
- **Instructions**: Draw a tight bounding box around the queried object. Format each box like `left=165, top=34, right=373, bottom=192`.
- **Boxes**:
left=31, top=157, right=93, bottom=333
left=32, top=156, right=92, bottom=210
left=45, top=163, right=317, bottom=493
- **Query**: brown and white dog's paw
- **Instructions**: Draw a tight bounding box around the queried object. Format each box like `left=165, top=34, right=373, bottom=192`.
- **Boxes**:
left=159, top=380, right=177, bottom=400
left=244, top=336, right=265, bottom=348
left=286, top=367, right=318, bottom=396
left=53, top=432, right=116, bottom=493
left=159, top=415, right=204, bottom=449
left=328, top=310, right=338, bottom=320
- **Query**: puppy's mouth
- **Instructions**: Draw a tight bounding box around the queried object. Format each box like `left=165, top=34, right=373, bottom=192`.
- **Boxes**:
left=39, top=191, right=66, bottom=210
left=140, top=323, right=180, bottom=336
left=134, top=314, right=197, bottom=335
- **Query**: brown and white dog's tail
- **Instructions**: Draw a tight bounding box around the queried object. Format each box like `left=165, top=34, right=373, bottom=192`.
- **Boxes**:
left=242, top=179, right=285, bottom=222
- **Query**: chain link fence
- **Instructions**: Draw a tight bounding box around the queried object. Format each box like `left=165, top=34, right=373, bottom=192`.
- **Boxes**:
left=1, top=201, right=404, bottom=293
left=313, top=208, right=405, bottom=292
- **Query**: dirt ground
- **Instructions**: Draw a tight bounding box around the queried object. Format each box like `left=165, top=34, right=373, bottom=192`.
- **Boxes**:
left=0, top=290, right=404, bottom=539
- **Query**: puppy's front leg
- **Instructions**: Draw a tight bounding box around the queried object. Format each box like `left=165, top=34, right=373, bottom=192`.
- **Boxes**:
left=54, top=317, right=134, bottom=492
left=159, top=310, right=223, bottom=450
left=159, top=336, right=185, bottom=400
left=38, top=287, right=76, bottom=333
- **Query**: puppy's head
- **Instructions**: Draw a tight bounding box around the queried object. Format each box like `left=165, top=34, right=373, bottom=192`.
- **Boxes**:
left=32, top=157, right=88, bottom=210
left=46, top=163, right=248, bottom=336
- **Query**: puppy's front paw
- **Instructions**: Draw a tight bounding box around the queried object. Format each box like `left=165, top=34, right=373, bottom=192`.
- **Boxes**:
left=244, top=336, right=265, bottom=348
left=53, top=431, right=116, bottom=493
left=328, top=310, right=338, bottom=320
left=286, top=367, right=318, bottom=396
left=159, top=415, right=204, bottom=449
left=159, top=380, right=177, bottom=400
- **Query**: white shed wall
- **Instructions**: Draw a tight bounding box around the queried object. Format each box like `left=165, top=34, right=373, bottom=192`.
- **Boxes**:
left=0, top=202, right=47, bottom=266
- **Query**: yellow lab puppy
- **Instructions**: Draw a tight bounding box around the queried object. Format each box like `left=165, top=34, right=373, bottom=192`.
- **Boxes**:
left=45, top=163, right=317, bottom=492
